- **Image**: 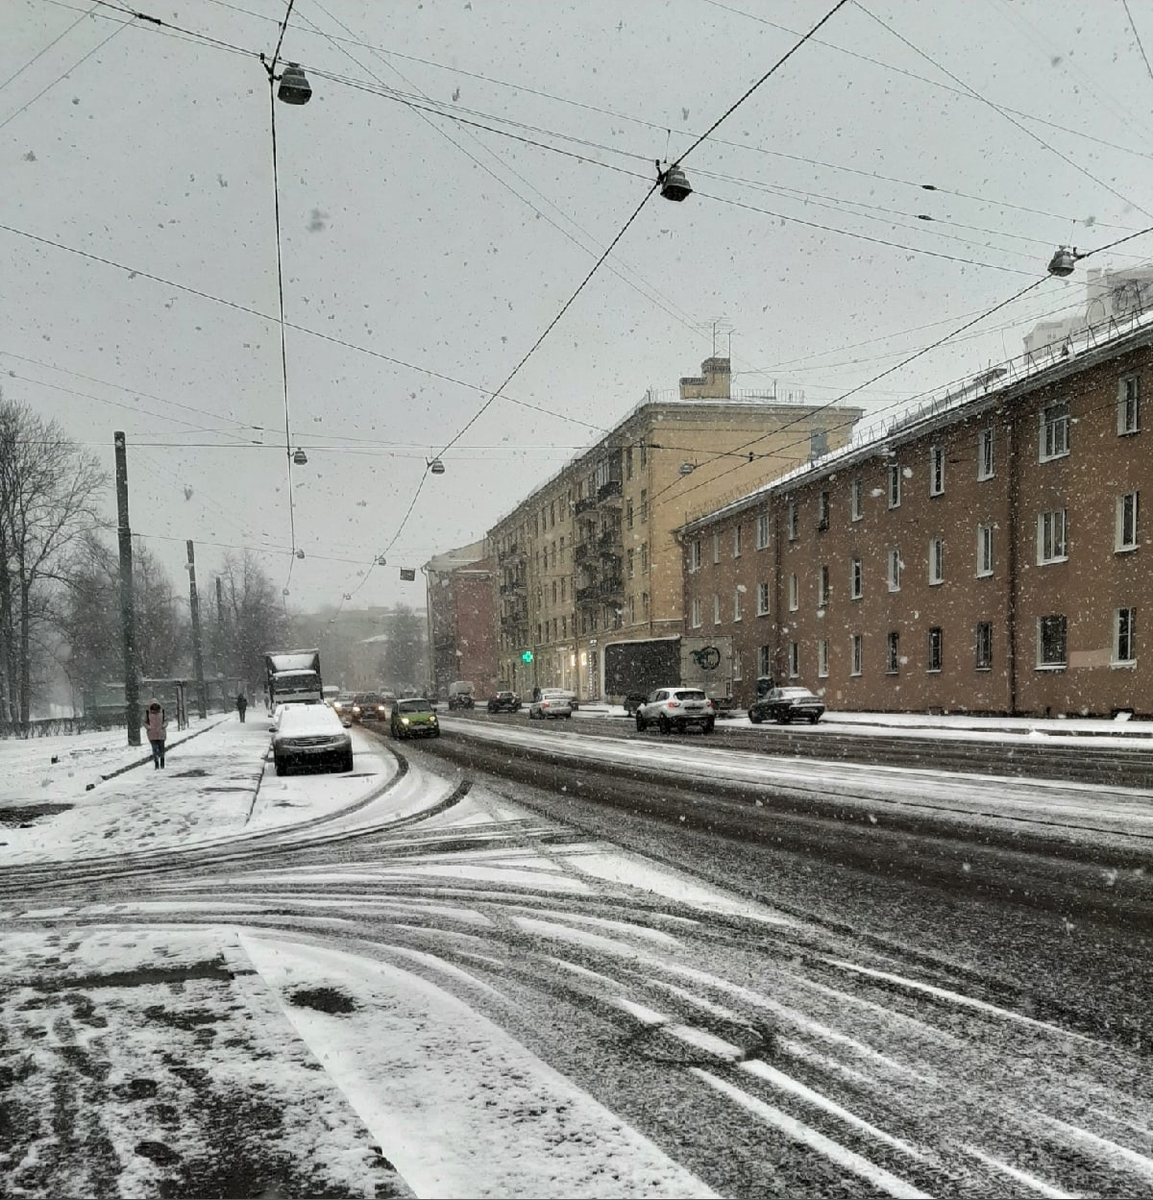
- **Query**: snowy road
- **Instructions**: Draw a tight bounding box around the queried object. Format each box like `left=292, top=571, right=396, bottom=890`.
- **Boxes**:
left=3, top=716, right=1153, bottom=1196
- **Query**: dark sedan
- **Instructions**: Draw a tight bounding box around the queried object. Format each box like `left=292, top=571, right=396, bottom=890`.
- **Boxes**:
left=748, top=686, right=825, bottom=724
left=487, top=691, right=521, bottom=713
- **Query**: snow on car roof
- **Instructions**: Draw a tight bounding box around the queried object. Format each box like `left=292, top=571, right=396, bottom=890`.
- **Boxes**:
left=275, top=705, right=345, bottom=737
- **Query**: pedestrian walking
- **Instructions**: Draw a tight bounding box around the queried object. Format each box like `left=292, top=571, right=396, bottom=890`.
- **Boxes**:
left=237, top=692, right=248, bottom=723
left=143, top=699, right=167, bottom=769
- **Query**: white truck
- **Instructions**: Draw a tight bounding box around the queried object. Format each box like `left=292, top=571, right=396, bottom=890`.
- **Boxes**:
left=264, top=649, right=323, bottom=709
left=602, top=635, right=733, bottom=711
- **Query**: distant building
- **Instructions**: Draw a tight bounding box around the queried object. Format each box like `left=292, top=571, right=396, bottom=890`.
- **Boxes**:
left=1024, top=266, right=1153, bottom=357
left=484, top=355, right=863, bottom=698
left=424, top=541, right=498, bottom=700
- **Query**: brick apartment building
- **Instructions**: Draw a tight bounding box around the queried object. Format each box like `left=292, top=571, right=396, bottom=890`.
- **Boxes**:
left=680, top=321, right=1151, bottom=717
left=486, top=356, right=863, bottom=698
left=424, top=541, right=499, bottom=700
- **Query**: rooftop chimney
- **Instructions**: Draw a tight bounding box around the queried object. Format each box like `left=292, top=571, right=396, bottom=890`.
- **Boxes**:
left=679, top=356, right=731, bottom=400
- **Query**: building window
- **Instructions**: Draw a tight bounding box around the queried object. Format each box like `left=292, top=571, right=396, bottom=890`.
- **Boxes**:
left=1118, top=376, right=1140, bottom=435
left=561, top=578, right=566, bottom=600
left=818, top=564, right=830, bottom=607
left=713, top=593, right=721, bottom=625
left=1040, top=399, right=1070, bottom=461
left=975, top=622, right=992, bottom=671
left=756, top=512, right=770, bottom=549
left=929, top=536, right=944, bottom=585
left=642, top=591, right=649, bottom=617
left=640, top=440, right=647, bottom=468
left=733, top=524, right=743, bottom=558
left=817, top=490, right=830, bottom=531
left=689, top=539, right=701, bottom=572
left=627, top=548, right=635, bottom=579
left=817, top=639, right=829, bottom=678
left=1037, top=509, right=1068, bottom=564
left=734, top=588, right=744, bottom=621
left=640, top=489, right=648, bottom=522
left=733, top=650, right=743, bottom=682
left=691, top=597, right=701, bottom=628
left=627, top=597, right=635, bottom=624
left=626, top=446, right=633, bottom=480
left=886, top=631, right=900, bottom=674
left=977, top=525, right=994, bottom=577
left=712, top=531, right=720, bottom=564
left=1117, top=492, right=1139, bottom=551
left=1116, top=607, right=1136, bottom=664
left=788, top=642, right=799, bottom=678
left=927, top=626, right=943, bottom=673
left=626, top=499, right=634, bottom=531
left=929, top=445, right=945, bottom=496
left=758, top=645, right=771, bottom=677
left=851, top=634, right=863, bottom=676
left=851, top=475, right=863, bottom=521
left=550, top=501, right=556, bottom=528
left=757, top=581, right=770, bottom=616
left=640, top=543, right=648, bottom=573
left=888, top=464, right=902, bottom=508
left=552, top=580, right=557, bottom=603
left=850, top=557, right=862, bottom=600
left=787, top=499, right=798, bottom=541
left=562, top=615, right=568, bottom=636
left=1038, top=615, right=1067, bottom=668
left=887, top=547, right=901, bottom=592
left=788, top=572, right=799, bottom=611
left=978, top=427, right=995, bottom=481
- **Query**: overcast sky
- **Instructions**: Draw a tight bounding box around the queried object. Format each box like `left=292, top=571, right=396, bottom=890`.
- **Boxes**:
left=4, top=0, right=1152, bottom=613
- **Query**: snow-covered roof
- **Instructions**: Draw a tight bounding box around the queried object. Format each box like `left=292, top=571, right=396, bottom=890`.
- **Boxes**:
left=275, top=705, right=346, bottom=739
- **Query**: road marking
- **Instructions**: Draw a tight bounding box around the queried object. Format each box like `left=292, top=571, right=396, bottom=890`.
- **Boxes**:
left=692, top=1068, right=932, bottom=1198
left=962, top=1145, right=1078, bottom=1198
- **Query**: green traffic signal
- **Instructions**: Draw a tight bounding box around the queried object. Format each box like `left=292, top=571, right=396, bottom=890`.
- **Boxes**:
left=521, top=650, right=534, bottom=664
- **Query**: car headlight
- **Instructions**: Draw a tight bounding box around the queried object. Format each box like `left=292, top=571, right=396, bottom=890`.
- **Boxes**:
left=401, top=717, right=410, bottom=725
left=352, top=706, right=361, bottom=714
left=429, top=715, right=437, bottom=722
left=377, top=705, right=386, bottom=713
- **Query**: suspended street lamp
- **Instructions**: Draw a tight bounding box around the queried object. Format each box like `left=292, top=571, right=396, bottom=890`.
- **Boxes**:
left=295, top=549, right=305, bottom=560
left=277, top=63, right=312, bottom=105
left=679, top=461, right=695, bottom=477
left=376, top=554, right=387, bottom=566
left=657, top=160, right=692, bottom=202
left=428, top=458, right=446, bottom=474
left=1048, top=246, right=1077, bottom=277
left=292, top=448, right=308, bottom=465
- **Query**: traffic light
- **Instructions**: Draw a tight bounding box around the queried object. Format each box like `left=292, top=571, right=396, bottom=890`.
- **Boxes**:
left=521, top=650, right=534, bottom=664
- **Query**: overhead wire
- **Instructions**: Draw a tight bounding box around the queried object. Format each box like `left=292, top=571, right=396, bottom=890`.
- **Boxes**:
left=1123, top=0, right=1153, bottom=87
left=0, top=1, right=98, bottom=93
left=852, top=1, right=1153, bottom=222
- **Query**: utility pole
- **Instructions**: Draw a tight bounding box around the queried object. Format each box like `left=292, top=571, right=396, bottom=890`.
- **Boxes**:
left=186, top=540, right=207, bottom=719
left=114, top=432, right=140, bottom=746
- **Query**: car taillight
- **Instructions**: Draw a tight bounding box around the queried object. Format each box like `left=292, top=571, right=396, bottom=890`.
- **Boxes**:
left=667, top=700, right=676, bottom=708
left=542, top=701, right=549, bottom=707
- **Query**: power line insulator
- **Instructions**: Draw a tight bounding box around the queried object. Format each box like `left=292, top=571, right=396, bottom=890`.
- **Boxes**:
left=278, top=64, right=312, bottom=105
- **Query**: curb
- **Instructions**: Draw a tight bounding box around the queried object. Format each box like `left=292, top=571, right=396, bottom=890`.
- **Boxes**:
left=86, top=716, right=233, bottom=790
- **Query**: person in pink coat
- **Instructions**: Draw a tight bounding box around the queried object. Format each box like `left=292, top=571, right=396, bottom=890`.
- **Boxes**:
left=142, top=699, right=167, bottom=769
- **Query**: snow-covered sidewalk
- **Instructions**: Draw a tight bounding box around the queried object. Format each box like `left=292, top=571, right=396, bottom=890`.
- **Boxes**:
left=0, top=715, right=399, bottom=865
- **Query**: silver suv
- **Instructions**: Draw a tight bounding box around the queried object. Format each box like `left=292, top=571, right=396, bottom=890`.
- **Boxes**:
left=635, top=687, right=715, bottom=735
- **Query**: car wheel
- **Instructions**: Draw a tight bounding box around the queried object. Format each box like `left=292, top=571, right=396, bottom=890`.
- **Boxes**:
left=809, top=714, right=820, bottom=724
left=748, top=709, right=763, bottom=724
left=778, top=711, right=791, bottom=724
left=565, top=713, right=572, bottom=719
left=635, top=714, right=647, bottom=732
left=274, top=759, right=284, bottom=776
left=703, top=719, right=715, bottom=734
left=344, top=750, right=354, bottom=770
left=433, top=728, right=441, bottom=738
left=658, top=715, right=670, bottom=735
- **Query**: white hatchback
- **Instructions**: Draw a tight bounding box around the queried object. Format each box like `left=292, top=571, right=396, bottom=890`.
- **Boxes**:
left=528, top=689, right=573, bottom=720
left=635, top=687, right=715, bottom=735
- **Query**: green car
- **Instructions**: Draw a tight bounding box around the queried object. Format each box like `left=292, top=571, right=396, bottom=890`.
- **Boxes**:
left=390, top=697, right=440, bottom=739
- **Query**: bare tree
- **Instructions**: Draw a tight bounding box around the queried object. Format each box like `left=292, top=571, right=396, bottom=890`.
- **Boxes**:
left=0, top=398, right=105, bottom=724
left=213, top=551, right=287, bottom=693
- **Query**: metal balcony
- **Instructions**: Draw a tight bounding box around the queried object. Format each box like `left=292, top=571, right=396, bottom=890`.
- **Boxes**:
left=576, top=585, right=600, bottom=605
left=498, top=543, right=524, bottom=564
left=574, top=541, right=594, bottom=565
left=597, top=528, right=621, bottom=552
left=596, top=478, right=622, bottom=503
left=599, top=575, right=624, bottom=598
left=574, top=495, right=598, bottom=516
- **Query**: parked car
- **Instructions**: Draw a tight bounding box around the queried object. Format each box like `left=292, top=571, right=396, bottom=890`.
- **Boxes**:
left=349, top=692, right=388, bottom=723
left=487, top=690, right=521, bottom=713
left=528, top=689, right=573, bottom=720
left=635, top=687, right=715, bottom=734
left=447, top=680, right=475, bottom=710
left=748, top=686, right=825, bottom=724
left=390, top=697, right=440, bottom=739
left=272, top=704, right=353, bottom=775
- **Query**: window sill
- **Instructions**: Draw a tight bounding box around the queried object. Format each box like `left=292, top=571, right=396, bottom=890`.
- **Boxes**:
left=929, top=579, right=944, bottom=587
left=850, top=593, right=862, bottom=602
left=976, top=570, right=993, bottom=579
left=756, top=610, right=770, bottom=618
left=1038, top=451, right=1070, bottom=464
left=1115, top=544, right=1138, bottom=555
left=926, top=668, right=942, bottom=674
left=1117, top=428, right=1140, bottom=437
left=1110, top=659, right=1137, bottom=669
left=977, top=472, right=995, bottom=483
left=1035, top=664, right=1066, bottom=672
left=1037, top=557, right=1069, bottom=566
left=929, top=490, right=944, bottom=499
left=850, top=672, right=863, bottom=678
left=975, top=666, right=992, bottom=673
left=888, top=586, right=901, bottom=593
left=851, top=514, right=863, bottom=523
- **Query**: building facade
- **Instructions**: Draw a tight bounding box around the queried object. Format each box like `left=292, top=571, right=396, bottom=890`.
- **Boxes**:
left=488, top=357, right=863, bottom=698
left=682, top=323, right=1152, bottom=717
left=424, top=541, right=499, bottom=701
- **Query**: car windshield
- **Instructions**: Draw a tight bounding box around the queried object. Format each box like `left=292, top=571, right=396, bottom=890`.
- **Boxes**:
left=397, top=699, right=432, bottom=714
